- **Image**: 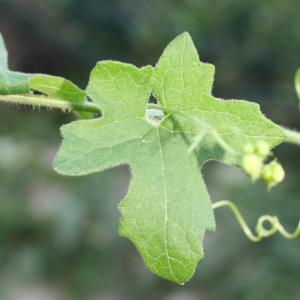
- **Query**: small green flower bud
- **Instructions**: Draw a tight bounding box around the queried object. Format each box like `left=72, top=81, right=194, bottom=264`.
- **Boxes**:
left=243, top=143, right=255, bottom=154
left=242, top=154, right=263, bottom=182
left=261, top=160, right=285, bottom=189
left=255, top=141, right=270, bottom=158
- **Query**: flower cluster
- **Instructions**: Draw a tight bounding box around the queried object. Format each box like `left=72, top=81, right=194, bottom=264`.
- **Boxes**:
left=242, top=141, right=285, bottom=189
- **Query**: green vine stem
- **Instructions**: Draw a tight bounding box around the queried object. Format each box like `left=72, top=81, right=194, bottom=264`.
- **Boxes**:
left=283, top=127, right=300, bottom=146
left=0, top=94, right=100, bottom=113
left=212, top=200, right=300, bottom=241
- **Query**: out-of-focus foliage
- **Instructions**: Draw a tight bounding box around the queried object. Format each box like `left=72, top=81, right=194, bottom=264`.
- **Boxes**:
left=0, top=0, right=299, bottom=299
left=0, top=32, right=31, bottom=95
left=295, top=69, right=300, bottom=107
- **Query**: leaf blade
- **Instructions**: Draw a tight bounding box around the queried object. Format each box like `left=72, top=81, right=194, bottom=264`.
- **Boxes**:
left=87, top=61, right=153, bottom=119
left=152, top=32, right=215, bottom=110
left=119, top=126, right=215, bottom=283
left=153, top=32, right=285, bottom=164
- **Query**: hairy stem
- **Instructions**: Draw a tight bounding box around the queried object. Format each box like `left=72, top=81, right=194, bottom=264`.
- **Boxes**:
left=212, top=200, right=300, bottom=241
left=283, top=127, right=300, bottom=146
left=0, top=94, right=101, bottom=113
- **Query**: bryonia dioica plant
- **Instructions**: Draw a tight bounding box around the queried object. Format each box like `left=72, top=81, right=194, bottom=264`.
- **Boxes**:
left=0, top=32, right=299, bottom=284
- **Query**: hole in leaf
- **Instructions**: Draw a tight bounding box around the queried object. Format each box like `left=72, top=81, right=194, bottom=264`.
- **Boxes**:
left=32, top=90, right=46, bottom=96
left=149, top=94, right=158, bottom=104
left=145, top=94, right=164, bottom=126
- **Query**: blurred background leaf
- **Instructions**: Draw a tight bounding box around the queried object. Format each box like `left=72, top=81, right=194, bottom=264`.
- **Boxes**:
left=0, top=0, right=299, bottom=299
left=295, top=69, right=300, bottom=105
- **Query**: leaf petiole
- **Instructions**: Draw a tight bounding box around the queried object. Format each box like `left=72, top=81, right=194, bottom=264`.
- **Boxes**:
left=282, top=127, right=300, bottom=147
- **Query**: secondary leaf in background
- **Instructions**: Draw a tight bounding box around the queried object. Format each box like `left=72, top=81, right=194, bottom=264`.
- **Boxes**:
left=0, top=33, right=8, bottom=69
left=54, top=33, right=285, bottom=284
left=0, top=33, right=32, bottom=95
left=295, top=68, right=300, bottom=108
left=0, top=32, right=91, bottom=118
left=29, top=74, right=92, bottom=118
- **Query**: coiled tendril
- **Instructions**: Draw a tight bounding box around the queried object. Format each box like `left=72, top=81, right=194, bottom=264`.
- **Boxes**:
left=212, top=200, right=300, bottom=242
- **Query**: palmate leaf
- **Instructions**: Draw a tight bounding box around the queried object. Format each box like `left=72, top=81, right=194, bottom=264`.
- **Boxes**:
left=54, top=33, right=285, bottom=284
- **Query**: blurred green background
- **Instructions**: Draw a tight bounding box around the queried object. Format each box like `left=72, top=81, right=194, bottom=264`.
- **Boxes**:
left=0, top=0, right=299, bottom=299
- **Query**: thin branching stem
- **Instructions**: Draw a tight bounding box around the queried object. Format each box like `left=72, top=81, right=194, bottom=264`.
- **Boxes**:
left=283, top=127, right=300, bottom=146
left=212, top=200, right=300, bottom=241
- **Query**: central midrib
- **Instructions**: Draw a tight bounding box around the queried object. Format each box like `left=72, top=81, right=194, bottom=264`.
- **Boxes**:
left=156, top=127, right=179, bottom=283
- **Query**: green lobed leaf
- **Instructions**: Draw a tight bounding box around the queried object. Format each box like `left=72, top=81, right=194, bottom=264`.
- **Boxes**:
left=295, top=68, right=300, bottom=109
left=54, top=33, right=285, bottom=283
